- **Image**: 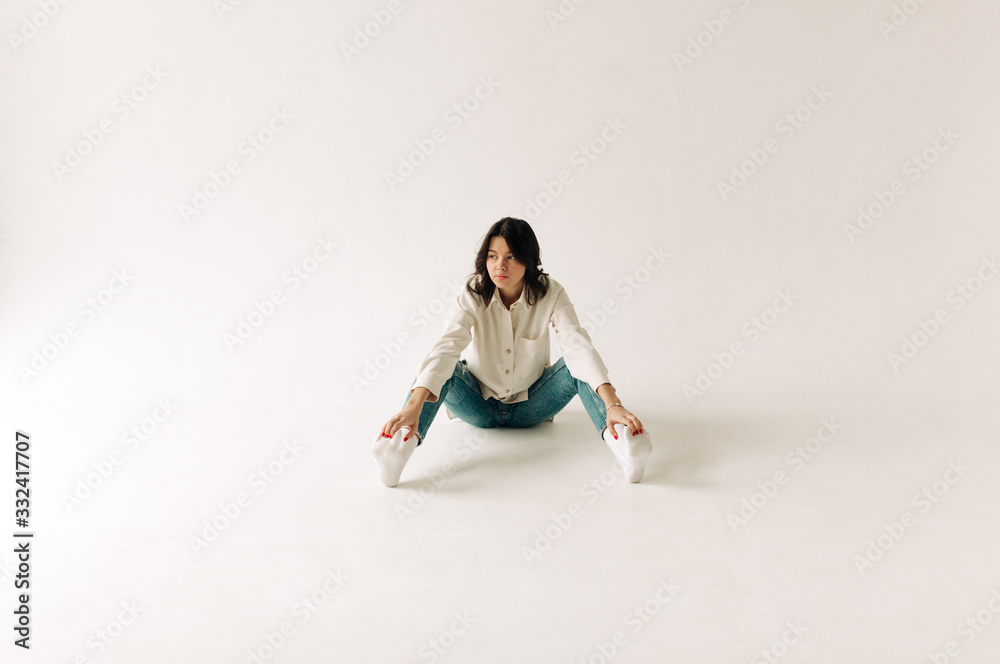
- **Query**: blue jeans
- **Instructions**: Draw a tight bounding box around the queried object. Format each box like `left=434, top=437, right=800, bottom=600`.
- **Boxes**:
left=402, top=357, right=609, bottom=446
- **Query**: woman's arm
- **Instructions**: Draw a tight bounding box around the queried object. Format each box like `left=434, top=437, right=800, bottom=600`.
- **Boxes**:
left=404, top=386, right=433, bottom=412
left=595, top=382, right=619, bottom=408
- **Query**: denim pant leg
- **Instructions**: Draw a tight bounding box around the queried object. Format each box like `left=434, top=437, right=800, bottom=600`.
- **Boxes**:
left=403, top=359, right=498, bottom=446
left=505, top=356, right=609, bottom=439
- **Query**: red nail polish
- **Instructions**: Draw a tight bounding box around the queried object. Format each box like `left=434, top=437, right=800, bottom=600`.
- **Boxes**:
left=404, top=436, right=408, bottom=441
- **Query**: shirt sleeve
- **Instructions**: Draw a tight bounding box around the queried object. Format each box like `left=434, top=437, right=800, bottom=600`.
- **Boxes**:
left=410, top=296, right=475, bottom=403
left=549, top=285, right=611, bottom=391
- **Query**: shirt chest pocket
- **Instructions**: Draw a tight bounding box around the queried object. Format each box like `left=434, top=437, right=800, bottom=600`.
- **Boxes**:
left=516, top=335, right=550, bottom=372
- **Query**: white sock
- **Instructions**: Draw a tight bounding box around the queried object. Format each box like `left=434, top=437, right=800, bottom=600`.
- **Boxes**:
left=603, top=423, right=652, bottom=483
left=372, top=429, right=419, bottom=487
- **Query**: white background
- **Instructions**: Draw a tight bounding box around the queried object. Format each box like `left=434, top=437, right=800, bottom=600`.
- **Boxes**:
left=2, top=1, right=999, bottom=662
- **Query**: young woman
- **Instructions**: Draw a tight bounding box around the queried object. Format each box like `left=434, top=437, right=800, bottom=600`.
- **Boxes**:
left=373, top=217, right=653, bottom=486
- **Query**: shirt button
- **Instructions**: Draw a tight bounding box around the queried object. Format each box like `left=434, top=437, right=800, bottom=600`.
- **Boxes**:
left=505, top=369, right=510, bottom=374
left=505, top=388, right=510, bottom=393
left=506, top=349, right=511, bottom=354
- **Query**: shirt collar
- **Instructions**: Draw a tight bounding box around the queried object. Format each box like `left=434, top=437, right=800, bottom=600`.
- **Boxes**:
left=490, top=284, right=527, bottom=310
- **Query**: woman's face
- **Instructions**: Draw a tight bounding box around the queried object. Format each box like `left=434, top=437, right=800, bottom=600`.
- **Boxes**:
left=487, top=236, right=525, bottom=291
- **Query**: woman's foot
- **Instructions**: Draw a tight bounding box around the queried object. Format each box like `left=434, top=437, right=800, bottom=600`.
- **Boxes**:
left=372, top=429, right=420, bottom=487
left=603, top=423, right=652, bottom=483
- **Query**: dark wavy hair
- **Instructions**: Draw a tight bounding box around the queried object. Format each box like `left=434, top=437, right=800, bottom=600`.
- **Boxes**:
left=465, top=217, right=550, bottom=308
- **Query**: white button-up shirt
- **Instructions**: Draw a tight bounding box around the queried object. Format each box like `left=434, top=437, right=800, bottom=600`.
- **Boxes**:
left=412, top=276, right=611, bottom=406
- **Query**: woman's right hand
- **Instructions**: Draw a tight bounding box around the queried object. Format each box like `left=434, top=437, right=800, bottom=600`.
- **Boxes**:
left=381, top=406, right=421, bottom=442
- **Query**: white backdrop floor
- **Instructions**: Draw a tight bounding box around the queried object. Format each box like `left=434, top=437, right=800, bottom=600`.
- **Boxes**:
left=7, top=396, right=999, bottom=663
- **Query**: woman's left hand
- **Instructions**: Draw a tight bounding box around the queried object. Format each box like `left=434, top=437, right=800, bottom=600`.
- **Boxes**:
left=605, top=405, right=643, bottom=438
